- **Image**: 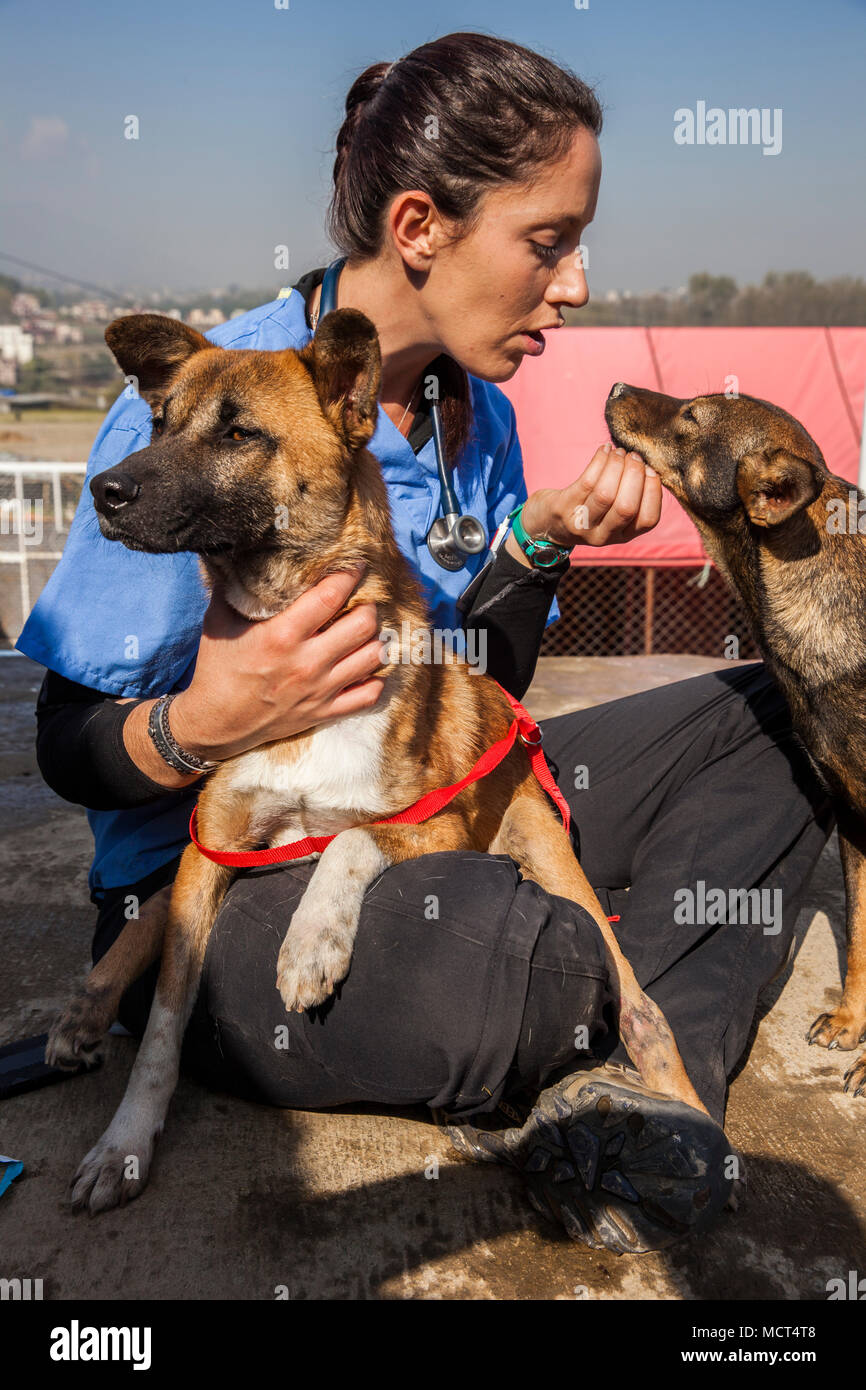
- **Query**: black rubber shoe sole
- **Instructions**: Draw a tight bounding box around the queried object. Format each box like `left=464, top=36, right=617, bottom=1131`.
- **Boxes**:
left=445, top=1072, right=736, bottom=1255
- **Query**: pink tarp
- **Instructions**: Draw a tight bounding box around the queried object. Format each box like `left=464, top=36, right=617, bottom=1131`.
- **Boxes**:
left=499, top=327, right=866, bottom=567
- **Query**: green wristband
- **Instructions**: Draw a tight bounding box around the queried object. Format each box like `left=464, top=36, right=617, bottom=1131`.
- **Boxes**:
left=508, top=505, right=572, bottom=569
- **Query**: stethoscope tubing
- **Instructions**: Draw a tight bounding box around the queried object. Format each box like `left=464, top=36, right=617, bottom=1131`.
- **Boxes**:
left=316, top=256, right=484, bottom=570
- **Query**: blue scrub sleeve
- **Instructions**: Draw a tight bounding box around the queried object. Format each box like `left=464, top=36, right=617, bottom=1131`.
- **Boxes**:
left=16, top=389, right=208, bottom=697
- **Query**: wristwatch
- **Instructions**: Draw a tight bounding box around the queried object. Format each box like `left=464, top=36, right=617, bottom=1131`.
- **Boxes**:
left=507, top=504, right=572, bottom=569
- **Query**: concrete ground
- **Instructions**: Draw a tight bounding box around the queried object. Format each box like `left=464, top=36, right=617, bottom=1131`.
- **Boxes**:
left=1, top=651, right=864, bottom=1301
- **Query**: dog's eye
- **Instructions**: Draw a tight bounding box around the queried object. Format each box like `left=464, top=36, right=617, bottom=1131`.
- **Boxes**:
left=152, top=417, right=165, bottom=436
left=682, top=406, right=697, bottom=423
left=228, top=426, right=256, bottom=442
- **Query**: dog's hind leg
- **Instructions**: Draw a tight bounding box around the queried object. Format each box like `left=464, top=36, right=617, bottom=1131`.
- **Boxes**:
left=69, top=841, right=236, bottom=1215
left=808, top=809, right=866, bottom=1093
left=46, top=885, right=171, bottom=1071
left=490, top=793, right=709, bottom=1116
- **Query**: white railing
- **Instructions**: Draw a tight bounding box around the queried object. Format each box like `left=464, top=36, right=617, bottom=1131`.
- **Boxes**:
left=0, top=462, right=86, bottom=639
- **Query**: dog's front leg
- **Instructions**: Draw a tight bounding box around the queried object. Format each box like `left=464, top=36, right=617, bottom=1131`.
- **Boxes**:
left=69, top=845, right=235, bottom=1214
left=808, top=809, right=866, bottom=1093
left=276, top=828, right=389, bottom=1012
left=276, top=820, right=465, bottom=1012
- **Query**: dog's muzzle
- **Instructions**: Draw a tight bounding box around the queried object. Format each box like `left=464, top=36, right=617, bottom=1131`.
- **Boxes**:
left=91, top=469, right=141, bottom=514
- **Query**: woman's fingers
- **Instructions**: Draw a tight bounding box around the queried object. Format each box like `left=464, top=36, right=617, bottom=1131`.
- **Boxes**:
left=324, top=635, right=388, bottom=700
left=565, top=443, right=614, bottom=508
left=325, top=676, right=388, bottom=721
left=598, top=451, right=648, bottom=528
left=308, top=601, right=382, bottom=672
left=568, top=447, right=640, bottom=526
left=556, top=444, right=661, bottom=544
left=278, top=565, right=368, bottom=643
left=620, top=467, right=663, bottom=539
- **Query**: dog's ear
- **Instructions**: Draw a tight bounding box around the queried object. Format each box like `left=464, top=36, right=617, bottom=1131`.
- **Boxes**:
left=737, top=449, right=824, bottom=528
left=298, top=309, right=381, bottom=451
left=105, top=314, right=213, bottom=407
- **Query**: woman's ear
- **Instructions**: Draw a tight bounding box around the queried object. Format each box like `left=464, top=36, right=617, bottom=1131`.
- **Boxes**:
left=736, top=448, right=824, bottom=527
left=104, top=314, right=214, bottom=407
left=298, top=308, right=382, bottom=451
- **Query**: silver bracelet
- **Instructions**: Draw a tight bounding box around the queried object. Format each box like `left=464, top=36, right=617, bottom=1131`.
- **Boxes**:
left=148, top=694, right=217, bottom=775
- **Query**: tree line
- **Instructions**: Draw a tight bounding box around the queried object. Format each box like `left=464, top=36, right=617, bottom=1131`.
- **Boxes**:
left=568, top=271, right=866, bottom=327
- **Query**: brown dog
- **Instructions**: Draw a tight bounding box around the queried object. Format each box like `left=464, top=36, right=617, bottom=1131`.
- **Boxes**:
left=605, top=381, right=866, bottom=1097
left=47, top=314, right=706, bottom=1214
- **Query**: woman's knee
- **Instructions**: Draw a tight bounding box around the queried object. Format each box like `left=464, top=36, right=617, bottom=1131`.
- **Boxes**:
left=193, top=850, right=613, bottom=1113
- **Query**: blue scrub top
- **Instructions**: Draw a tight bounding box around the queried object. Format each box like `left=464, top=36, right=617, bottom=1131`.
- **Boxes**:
left=17, top=288, right=559, bottom=896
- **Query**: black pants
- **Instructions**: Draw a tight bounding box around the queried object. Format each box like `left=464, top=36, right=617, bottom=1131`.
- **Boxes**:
left=92, top=664, right=834, bottom=1126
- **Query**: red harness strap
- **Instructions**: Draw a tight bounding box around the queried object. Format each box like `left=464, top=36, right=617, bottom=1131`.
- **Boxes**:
left=188, top=682, right=571, bottom=866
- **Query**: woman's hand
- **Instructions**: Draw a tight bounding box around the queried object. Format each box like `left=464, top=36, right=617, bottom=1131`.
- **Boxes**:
left=519, top=443, right=662, bottom=551
left=123, top=566, right=387, bottom=786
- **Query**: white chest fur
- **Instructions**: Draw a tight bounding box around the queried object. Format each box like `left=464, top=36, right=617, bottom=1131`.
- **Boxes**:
left=220, top=695, right=398, bottom=844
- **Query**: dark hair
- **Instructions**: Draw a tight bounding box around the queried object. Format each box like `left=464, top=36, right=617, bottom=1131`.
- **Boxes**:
left=328, top=32, right=603, bottom=463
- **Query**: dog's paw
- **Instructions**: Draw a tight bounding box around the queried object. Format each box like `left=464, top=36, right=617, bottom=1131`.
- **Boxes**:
left=276, top=928, right=353, bottom=1013
left=69, top=1130, right=156, bottom=1215
left=806, top=1006, right=866, bottom=1051
left=843, top=1052, right=866, bottom=1097
left=46, top=994, right=112, bottom=1071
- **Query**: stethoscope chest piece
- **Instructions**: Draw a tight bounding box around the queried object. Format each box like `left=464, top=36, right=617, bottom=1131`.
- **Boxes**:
left=427, top=512, right=486, bottom=570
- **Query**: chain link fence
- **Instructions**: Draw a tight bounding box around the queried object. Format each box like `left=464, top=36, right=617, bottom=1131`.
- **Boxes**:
left=542, top=564, right=761, bottom=659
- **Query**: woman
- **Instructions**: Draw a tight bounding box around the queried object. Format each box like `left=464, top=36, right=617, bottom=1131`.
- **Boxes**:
left=20, top=32, right=832, bottom=1254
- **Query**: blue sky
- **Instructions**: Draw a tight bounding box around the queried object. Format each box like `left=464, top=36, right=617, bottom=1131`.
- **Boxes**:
left=1, top=0, right=864, bottom=296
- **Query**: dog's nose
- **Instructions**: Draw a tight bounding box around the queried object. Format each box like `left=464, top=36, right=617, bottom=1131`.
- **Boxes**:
left=91, top=469, right=141, bottom=512
left=609, top=382, right=631, bottom=400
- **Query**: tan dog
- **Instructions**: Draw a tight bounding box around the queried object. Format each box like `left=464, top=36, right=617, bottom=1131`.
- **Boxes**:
left=606, top=381, right=866, bottom=1098
left=47, top=315, right=706, bottom=1214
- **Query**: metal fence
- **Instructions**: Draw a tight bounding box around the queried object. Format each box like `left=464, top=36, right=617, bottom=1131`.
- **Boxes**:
left=0, top=462, right=760, bottom=660
left=0, top=463, right=86, bottom=643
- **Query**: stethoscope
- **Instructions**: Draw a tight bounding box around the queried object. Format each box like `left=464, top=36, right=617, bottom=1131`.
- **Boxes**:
left=318, top=256, right=486, bottom=571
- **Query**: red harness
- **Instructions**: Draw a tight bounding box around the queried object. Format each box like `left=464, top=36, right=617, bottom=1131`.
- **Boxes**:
left=188, top=682, right=571, bottom=867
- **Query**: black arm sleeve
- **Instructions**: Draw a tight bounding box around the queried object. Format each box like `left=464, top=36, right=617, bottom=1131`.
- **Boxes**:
left=35, top=672, right=192, bottom=812
left=459, top=543, right=568, bottom=700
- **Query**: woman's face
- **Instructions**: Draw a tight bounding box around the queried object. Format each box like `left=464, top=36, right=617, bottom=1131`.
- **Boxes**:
left=425, top=126, right=602, bottom=382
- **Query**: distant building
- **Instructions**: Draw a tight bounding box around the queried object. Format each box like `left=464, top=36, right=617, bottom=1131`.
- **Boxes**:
left=27, top=313, right=60, bottom=343
left=12, top=292, right=41, bottom=318
left=70, top=299, right=111, bottom=323
left=0, top=324, right=35, bottom=365
left=54, top=322, right=84, bottom=344
left=188, top=307, right=226, bottom=328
